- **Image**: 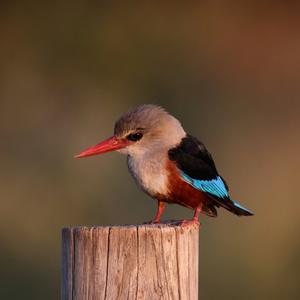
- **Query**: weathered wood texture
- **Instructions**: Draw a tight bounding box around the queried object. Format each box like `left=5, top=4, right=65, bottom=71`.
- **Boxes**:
left=62, top=223, right=199, bottom=300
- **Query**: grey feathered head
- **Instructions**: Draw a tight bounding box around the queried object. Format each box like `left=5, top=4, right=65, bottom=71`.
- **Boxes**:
left=114, top=104, right=186, bottom=156
left=115, top=105, right=168, bottom=136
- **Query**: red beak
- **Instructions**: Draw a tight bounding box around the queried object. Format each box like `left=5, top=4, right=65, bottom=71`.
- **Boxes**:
left=74, top=136, right=129, bottom=158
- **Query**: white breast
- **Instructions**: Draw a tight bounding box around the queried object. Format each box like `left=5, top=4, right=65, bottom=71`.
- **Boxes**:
left=127, top=152, right=169, bottom=197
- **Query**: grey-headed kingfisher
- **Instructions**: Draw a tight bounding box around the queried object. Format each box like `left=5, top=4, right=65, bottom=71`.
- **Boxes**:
left=75, top=104, right=253, bottom=224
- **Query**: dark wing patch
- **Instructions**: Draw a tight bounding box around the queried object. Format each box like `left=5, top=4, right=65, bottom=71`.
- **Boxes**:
left=168, top=134, right=220, bottom=181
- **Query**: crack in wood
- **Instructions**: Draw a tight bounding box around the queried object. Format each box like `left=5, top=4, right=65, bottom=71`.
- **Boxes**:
left=104, top=227, right=111, bottom=300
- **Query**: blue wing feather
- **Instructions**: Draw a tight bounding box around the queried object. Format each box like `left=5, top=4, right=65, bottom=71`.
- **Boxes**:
left=180, top=171, right=228, bottom=198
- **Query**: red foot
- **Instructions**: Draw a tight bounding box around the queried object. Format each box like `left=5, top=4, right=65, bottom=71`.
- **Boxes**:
left=150, top=219, right=160, bottom=224
left=143, top=219, right=160, bottom=225
left=175, top=204, right=202, bottom=227
left=152, top=218, right=161, bottom=224
left=177, top=219, right=200, bottom=227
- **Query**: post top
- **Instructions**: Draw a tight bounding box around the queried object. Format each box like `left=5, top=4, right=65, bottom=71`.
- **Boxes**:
left=62, top=221, right=200, bottom=232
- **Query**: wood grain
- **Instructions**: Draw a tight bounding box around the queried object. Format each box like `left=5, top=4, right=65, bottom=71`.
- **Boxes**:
left=61, top=223, right=199, bottom=300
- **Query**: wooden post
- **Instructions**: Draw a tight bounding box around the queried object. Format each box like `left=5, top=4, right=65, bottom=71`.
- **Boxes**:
left=61, top=223, right=199, bottom=300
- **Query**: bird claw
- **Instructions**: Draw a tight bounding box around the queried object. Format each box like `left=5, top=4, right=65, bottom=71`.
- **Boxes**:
left=143, top=220, right=160, bottom=225
left=176, top=219, right=201, bottom=227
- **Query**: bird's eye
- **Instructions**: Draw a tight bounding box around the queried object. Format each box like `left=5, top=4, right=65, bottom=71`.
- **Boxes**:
left=127, top=132, right=143, bottom=142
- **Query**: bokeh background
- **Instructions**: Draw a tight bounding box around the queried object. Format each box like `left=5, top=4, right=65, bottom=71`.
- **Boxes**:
left=1, top=2, right=300, bottom=299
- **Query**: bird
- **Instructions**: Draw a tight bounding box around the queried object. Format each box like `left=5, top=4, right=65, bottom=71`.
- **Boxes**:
left=75, top=104, right=253, bottom=225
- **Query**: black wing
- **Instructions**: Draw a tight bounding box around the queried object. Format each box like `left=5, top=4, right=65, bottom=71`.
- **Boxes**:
left=168, top=135, right=253, bottom=216
left=168, top=134, right=221, bottom=181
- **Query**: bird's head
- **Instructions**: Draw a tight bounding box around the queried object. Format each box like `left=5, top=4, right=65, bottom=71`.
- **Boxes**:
left=75, top=104, right=186, bottom=158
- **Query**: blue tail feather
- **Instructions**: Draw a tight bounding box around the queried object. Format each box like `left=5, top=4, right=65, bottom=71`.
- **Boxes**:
left=231, top=200, right=254, bottom=216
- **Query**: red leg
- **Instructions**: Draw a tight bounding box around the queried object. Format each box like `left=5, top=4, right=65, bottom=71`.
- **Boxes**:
left=192, top=205, right=202, bottom=222
left=179, top=204, right=202, bottom=227
left=151, top=201, right=165, bottom=224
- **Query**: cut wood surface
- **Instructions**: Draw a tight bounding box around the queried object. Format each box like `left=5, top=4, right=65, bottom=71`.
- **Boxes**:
left=62, top=223, right=199, bottom=300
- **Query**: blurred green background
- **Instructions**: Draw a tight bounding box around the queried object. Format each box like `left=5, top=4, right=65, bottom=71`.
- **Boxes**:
left=1, top=2, right=299, bottom=299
